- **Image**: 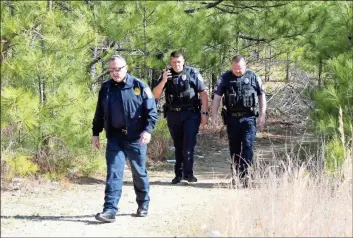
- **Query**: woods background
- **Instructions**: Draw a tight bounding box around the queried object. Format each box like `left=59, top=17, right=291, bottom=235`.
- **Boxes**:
left=1, top=1, right=352, bottom=180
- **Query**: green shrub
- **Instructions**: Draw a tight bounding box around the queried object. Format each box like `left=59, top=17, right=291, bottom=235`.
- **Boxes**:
left=3, top=152, right=38, bottom=179
left=147, top=118, right=172, bottom=162
left=325, top=138, right=345, bottom=172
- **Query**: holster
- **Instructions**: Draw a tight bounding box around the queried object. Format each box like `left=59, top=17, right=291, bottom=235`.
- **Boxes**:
left=162, top=104, right=168, bottom=118
left=221, top=107, right=227, bottom=125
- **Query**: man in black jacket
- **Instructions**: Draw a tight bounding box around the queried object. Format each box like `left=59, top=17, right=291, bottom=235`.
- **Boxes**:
left=92, top=55, right=158, bottom=222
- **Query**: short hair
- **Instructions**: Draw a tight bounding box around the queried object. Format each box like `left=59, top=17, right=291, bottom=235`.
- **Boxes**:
left=170, top=50, right=184, bottom=58
left=109, top=54, right=126, bottom=64
left=232, top=55, right=245, bottom=63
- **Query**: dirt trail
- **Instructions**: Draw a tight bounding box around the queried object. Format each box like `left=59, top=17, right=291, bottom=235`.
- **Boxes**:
left=1, top=122, right=312, bottom=237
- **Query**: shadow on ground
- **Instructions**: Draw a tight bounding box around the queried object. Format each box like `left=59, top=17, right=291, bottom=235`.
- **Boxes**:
left=0, top=214, right=132, bottom=225
left=69, top=176, right=232, bottom=189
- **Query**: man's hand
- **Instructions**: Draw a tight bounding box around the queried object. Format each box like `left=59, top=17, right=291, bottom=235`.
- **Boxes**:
left=258, top=114, right=265, bottom=131
left=212, top=115, right=219, bottom=129
left=153, top=68, right=171, bottom=99
left=92, top=136, right=100, bottom=149
left=140, top=131, right=152, bottom=145
left=200, top=114, right=208, bottom=130
left=162, top=68, right=171, bottom=82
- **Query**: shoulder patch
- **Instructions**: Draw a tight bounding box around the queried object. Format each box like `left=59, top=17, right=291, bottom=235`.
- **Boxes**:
left=144, top=87, right=153, bottom=99
left=256, top=75, right=265, bottom=93
left=189, top=67, right=203, bottom=82
left=197, top=73, right=204, bottom=82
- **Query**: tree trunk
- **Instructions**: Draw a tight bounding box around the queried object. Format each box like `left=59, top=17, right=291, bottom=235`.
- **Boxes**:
left=318, top=59, right=323, bottom=88
left=211, top=73, right=217, bottom=89
left=211, top=72, right=217, bottom=99
left=268, top=46, right=272, bottom=82
left=143, top=7, right=147, bottom=82
left=285, top=52, right=290, bottom=82
left=90, top=46, right=98, bottom=91
left=151, top=68, right=159, bottom=89
left=48, top=0, right=53, bottom=10
left=235, top=32, right=239, bottom=54
left=265, top=46, right=271, bottom=82
left=351, top=121, right=353, bottom=160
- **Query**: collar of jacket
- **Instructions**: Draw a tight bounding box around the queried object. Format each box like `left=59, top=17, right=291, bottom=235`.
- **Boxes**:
left=108, top=74, right=134, bottom=89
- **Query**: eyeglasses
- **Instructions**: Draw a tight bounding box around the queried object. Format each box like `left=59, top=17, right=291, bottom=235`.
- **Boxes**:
left=108, top=65, right=126, bottom=73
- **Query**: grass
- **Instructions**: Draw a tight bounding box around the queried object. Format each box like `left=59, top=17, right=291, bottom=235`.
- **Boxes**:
left=208, top=145, right=352, bottom=237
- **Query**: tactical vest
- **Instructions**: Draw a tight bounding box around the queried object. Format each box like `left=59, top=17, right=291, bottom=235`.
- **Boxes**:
left=165, top=67, right=200, bottom=108
left=224, top=71, right=259, bottom=116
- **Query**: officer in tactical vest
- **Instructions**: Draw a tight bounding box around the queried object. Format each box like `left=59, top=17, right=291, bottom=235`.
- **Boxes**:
left=92, top=55, right=158, bottom=222
left=153, top=51, right=208, bottom=184
left=211, top=55, right=267, bottom=187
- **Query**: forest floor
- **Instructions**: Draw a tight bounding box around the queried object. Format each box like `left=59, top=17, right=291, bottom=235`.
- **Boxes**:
left=4, top=117, right=347, bottom=237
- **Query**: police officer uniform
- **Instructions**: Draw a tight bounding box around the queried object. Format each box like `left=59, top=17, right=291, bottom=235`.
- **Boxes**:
left=92, top=74, right=158, bottom=221
left=157, top=66, right=206, bottom=184
left=214, top=69, right=264, bottom=184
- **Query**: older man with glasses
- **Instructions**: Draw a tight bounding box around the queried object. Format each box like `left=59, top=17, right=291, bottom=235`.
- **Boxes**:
left=92, top=55, right=158, bottom=222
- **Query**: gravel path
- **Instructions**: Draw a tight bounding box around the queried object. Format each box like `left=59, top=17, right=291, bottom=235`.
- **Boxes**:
left=1, top=127, right=312, bottom=237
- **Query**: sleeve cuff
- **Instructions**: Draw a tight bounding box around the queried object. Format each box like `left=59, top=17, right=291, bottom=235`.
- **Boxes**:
left=144, top=126, right=153, bottom=134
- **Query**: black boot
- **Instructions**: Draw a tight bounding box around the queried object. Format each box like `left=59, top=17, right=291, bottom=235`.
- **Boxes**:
left=171, top=176, right=182, bottom=184
left=182, top=175, right=198, bottom=183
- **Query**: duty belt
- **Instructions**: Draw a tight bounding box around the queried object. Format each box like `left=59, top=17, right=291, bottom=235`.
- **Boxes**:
left=169, top=106, right=197, bottom=112
left=230, top=112, right=251, bottom=117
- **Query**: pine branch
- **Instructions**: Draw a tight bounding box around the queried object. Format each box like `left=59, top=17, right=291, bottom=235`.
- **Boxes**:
left=146, top=7, right=157, bottom=20
left=184, top=0, right=223, bottom=14
left=238, top=2, right=289, bottom=9
left=214, top=6, right=240, bottom=14
left=238, top=33, right=267, bottom=42
left=88, top=41, right=116, bottom=68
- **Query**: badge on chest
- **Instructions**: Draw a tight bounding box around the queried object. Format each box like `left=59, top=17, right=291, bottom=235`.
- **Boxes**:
left=134, top=87, right=141, bottom=95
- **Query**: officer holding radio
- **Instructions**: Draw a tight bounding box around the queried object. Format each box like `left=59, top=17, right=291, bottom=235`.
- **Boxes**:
left=153, top=51, right=208, bottom=184
left=211, top=55, right=266, bottom=187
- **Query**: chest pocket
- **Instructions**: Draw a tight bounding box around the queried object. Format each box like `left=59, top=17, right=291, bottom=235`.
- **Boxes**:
left=123, top=87, right=144, bottom=126
left=130, top=110, right=142, bottom=120
left=166, top=74, right=195, bottom=104
left=241, top=77, right=257, bottom=108
left=227, top=82, right=238, bottom=108
left=180, top=79, right=196, bottom=103
left=127, top=105, right=143, bottom=133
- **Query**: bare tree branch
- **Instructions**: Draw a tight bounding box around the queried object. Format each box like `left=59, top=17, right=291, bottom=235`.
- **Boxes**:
left=146, top=7, right=157, bottom=19
left=238, top=33, right=267, bottom=42
left=185, top=0, right=223, bottom=14
left=214, top=6, right=240, bottom=14
left=238, top=2, right=289, bottom=9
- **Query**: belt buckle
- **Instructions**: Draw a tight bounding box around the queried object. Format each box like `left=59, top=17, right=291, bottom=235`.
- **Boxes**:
left=121, top=129, right=127, bottom=135
left=175, top=108, right=181, bottom=112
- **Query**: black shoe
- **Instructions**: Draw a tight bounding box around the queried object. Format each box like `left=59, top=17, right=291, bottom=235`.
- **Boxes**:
left=136, top=206, right=148, bottom=217
left=188, top=175, right=197, bottom=183
left=183, top=175, right=197, bottom=183
left=95, top=211, right=116, bottom=223
left=171, top=176, right=182, bottom=184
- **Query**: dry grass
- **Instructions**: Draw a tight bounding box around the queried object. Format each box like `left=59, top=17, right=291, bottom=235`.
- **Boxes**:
left=210, top=151, right=352, bottom=237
